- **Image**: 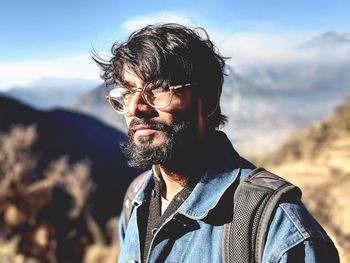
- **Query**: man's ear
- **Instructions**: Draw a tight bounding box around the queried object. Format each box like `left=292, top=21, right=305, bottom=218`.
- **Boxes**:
left=207, top=101, right=218, bottom=118
left=197, top=97, right=208, bottom=142
left=203, top=98, right=219, bottom=118
left=202, top=86, right=220, bottom=118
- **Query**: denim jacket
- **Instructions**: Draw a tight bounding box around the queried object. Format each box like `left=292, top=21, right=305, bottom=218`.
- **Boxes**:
left=118, top=132, right=339, bottom=263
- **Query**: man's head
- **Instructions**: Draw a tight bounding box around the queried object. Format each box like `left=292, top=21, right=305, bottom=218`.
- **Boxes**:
left=95, top=23, right=227, bottom=169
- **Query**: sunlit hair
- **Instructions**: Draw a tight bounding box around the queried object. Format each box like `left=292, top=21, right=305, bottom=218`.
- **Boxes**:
left=93, top=23, right=228, bottom=130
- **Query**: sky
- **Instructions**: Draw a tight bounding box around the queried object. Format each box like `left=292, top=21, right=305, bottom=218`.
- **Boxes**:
left=0, top=0, right=349, bottom=90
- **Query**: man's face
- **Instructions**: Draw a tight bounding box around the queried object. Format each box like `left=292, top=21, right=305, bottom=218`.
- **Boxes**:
left=120, top=65, right=202, bottom=169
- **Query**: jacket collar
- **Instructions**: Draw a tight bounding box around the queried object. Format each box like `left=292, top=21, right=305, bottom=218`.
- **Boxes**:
left=177, top=131, right=241, bottom=219
left=133, top=131, right=242, bottom=219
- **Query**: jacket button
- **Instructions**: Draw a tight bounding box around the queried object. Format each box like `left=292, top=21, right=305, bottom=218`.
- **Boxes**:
left=152, top=227, right=158, bottom=235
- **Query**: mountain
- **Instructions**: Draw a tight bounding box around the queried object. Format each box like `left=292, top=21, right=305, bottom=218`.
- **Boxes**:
left=220, top=30, right=350, bottom=155
left=0, top=95, right=142, bottom=226
left=300, top=31, right=350, bottom=49
left=3, top=78, right=101, bottom=109
left=68, top=31, right=350, bottom=156
left=266, top=97, right=350, bottom=262
left=223, top=62, right=350, bottom=154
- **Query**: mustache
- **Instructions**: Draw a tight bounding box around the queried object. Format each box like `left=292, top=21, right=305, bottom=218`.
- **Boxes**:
left=129, top=118, right=171, bottom=132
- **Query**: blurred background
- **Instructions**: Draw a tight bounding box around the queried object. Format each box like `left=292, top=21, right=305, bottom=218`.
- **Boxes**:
left=0, top=0, right=349, bottom=262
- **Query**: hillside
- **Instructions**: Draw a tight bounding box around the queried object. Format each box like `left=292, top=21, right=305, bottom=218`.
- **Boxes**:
left=0, top=95, right=141, bottom=226
left=266, top=97, right=350, bottom=262
left=3, top=78, right=99, bottom=109
left=68, top=84, right=127, bottom=133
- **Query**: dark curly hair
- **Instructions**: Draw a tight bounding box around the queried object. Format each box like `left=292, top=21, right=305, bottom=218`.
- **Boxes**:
left=93, top=23, right=227, bottom=130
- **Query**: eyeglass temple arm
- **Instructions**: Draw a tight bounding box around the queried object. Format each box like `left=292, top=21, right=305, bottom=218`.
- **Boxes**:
left=170, top=83, right=195, bottom=90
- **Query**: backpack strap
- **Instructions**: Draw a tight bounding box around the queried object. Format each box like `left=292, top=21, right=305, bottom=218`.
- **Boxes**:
left=222, top=168, right=302, bottom=263
left=122, top=170, right=150, bottom=226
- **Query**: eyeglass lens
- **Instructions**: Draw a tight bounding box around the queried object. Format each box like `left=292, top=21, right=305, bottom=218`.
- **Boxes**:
left=107, top=83, right=172, bottom=113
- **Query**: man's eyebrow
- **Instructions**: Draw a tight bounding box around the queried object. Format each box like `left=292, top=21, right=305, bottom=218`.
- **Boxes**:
left=120, top=80, right=130, bottom=86
left=120, top=80, right=140, bottom=88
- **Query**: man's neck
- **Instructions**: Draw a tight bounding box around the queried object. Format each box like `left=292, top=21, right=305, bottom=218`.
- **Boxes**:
left=158, top=165, right=189, bottom=200
left=152, top=162, right=202, bottom=201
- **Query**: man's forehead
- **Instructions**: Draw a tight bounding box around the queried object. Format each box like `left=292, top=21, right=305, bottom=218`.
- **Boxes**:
left=120, top=63, right=160, bottom=86
left=120, top=64, right=143, bottom=86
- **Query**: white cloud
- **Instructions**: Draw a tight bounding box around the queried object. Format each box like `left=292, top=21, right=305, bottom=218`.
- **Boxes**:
left=0, top=54, right=100, bottom=90
left=121, top=12, right=198, bottom=33
left=211, top=31, right=350, bottom=66
left=121, top=13, right=316, bottom=64
left=212, top=31, right=315, bottom=65
left=121, top=14, right=320, bottom=65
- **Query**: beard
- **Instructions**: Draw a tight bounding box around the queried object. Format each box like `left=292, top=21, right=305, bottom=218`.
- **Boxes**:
left=120, top=116, right=198, bottom=170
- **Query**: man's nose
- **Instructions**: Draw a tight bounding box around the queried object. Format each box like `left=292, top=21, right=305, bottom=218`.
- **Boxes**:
left=128, top=91, right=153, bottom=116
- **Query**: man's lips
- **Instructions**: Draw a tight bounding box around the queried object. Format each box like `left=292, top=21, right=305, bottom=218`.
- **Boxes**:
left=132, top=125, right=159, bottom=137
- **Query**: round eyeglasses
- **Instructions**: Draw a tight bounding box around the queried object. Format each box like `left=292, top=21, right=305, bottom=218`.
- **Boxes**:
left=106, top=82, right=196, bottom=114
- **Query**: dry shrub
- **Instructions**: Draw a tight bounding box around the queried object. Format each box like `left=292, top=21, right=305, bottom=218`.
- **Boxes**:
left=83, top=216, right=120, bottom=263
left=0, top=125, right=112, bottom=263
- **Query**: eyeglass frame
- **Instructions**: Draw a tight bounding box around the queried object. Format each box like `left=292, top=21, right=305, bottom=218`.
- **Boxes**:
left=106, top=82, right=196, bottom=114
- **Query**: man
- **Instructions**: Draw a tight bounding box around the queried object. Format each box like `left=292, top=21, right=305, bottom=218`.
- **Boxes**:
left=95, top=23, right=339, bottom=263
